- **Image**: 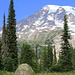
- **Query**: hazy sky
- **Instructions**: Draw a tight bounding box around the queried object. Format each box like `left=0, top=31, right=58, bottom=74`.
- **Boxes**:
left=0, top=0, right=75, bottom=27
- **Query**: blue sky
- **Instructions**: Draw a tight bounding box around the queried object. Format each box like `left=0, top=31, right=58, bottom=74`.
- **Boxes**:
left=0, top=0, right=75, bottom=27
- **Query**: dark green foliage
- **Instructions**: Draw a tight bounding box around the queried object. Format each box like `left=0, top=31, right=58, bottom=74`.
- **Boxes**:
left=1, top=14, right=8, bottom=70
left=53, top=46, right=57, bottom=65
left=0, top=40, right=1, bottom=53
left=6, top=0, right=18, bottom=71
left=1, top=14, right=8, bottom=59
left=39, top=58, right=43, bottom=72
left=35, top=44, right=38, bottom=63
left=21, top=43, right=34, bottom=64
left=3, top=57, right=14, bottom=72
left=50, top=65, right=61, bottom=72
left=42, top=45, right=53, bottom=71
left=35, top=44, right=39, bottom=72
left=0, top=40, right=3, bottom=70
left=71, top=47, right=75, bottom=70
left=43, top=47, right=47, bottom=71
left=46, top=45, right=53, bottom=69
left=58, top=14, right=72, bottom=71
left=21, top=43, right=38, bottom=72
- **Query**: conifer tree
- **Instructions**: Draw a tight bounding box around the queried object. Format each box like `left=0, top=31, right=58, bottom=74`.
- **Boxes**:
left=0, top=40, right=1, bottom=53
left=7, top=0, right=18, bottom=71
left=47, top=45, right=53, bottom=69
left=35, top=44, right=39, bottom=72
left=53, top=46, right=57, bottom=65
left=59, top=14, right=72, bottom=71
left=71, top=47, right=75, bottom=70
left=35, top=44, right=38, bottom=63
left=0, top=40, right=2, bottom=70
left=39, top=58, right=42, bottom=72
left=1, top=13, right=8, bottom=59
left=21, top=43, right=35, bottom=70
left=43, top=47, right=47, bottom=71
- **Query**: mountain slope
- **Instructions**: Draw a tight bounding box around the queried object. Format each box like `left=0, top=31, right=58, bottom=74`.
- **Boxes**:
left=15, top=5, right=75, bottom=41
left=0, top=5, right=75, bottom=42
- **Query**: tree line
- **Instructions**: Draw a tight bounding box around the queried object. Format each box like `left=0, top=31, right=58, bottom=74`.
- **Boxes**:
left=0, top=0, right=75, bottom=73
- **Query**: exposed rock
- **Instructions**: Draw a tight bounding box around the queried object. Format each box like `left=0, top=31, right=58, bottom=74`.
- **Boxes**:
left=15, top=64, right=33, bottom=75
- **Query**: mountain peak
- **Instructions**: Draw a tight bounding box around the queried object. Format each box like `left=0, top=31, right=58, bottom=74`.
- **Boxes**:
left=42, top=5, right=60, bottom=12
left=43, top=5, right=75, bottom=15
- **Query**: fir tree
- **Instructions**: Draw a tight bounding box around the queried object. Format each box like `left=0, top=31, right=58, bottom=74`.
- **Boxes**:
left=7, top=0, right=18, bottom=71
left=1, top=13, right=8, bottom=59
left=71, top=47, right=75, bottom=70
left=43, top=47, right=47, bottom=71
left=43, top=45, right=53, bottom=71
left=21, top=43, right=36, bottom=71
left=59, top=14, right=72, bottom=71
left=39, top=58, right=42, bottom=72
left=35, top=44, right=39, bottom=72
left=53, top=46, right=57, bottom=65
left=0, top=40, right=1, bottom=52
left=47, top=45, right=53, bottom=69
left=0, top=40, right=2, bottom=70
left=35, top=44, right=38, bottom=63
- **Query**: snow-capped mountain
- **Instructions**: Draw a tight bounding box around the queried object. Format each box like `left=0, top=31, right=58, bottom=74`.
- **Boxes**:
left=14, top=5, right=75, bottom=41
left=0, top=5, right=75, bottom=42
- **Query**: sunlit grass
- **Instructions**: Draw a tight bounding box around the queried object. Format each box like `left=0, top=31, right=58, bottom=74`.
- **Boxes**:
left=32, top=70, right=75, bottom=75
left=0, top=70, right=14, bottom=75
left=0, top=70, right=75, bottom=75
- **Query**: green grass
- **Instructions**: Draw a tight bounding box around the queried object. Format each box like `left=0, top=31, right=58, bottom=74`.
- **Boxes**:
left=0, top=70, right=14, bottom=75
left=32, top=70, right=75, bottom=75
left=0, top=70, right=75, bottom=75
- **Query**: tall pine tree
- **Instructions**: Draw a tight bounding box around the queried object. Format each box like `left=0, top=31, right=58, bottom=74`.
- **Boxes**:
left=0, top=40, right=2, bottom=70
left=21, top=43, right=34, bottom=65
left=35, top=44, right=38, bottom=63
left=1, top=13, right=8, bottom=59
left=43, top=45, right=53, bottom=71
left=47, top=45, right=53, bottom=69
left=20, top=43, right=38, bottom=72
left=71, top=47, right=75, bottom=70
left=7, top=0, right=18, bottom=71
left=43, top=47, right=47, bottom=71
left=59, top=14, right=72, bottom=71
left=53, top=46, right=57, bottom=65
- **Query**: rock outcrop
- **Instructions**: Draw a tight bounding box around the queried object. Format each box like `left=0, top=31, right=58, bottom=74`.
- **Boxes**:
left=15, top=64, right=33, bottom=75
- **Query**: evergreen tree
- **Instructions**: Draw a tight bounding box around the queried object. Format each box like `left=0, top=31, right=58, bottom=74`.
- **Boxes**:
left=71, top=47, right=75, bottom=70
left=43, top=45, right=53, bottom=71
left=0, top=40, right=2, bottom=70
left=1, top=13, right=8, bottom=59
left=21, top=43, right=37, bottom=71
left=59, top=14, right=72, bottom=71
left=47, top=45, right=53, bottom=69
left=39, top=58, right=42, bottom=72
left=43, top=47, right=47, bottom=71
left=53, top=46, right=57, bottom=65
left=7, top=0, right=18, bottom=71
left=35, top=44, right=38, bottom=63
left=35, top=44, right=39, bottom=72
left=0, top=40, right=1, bottom=52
